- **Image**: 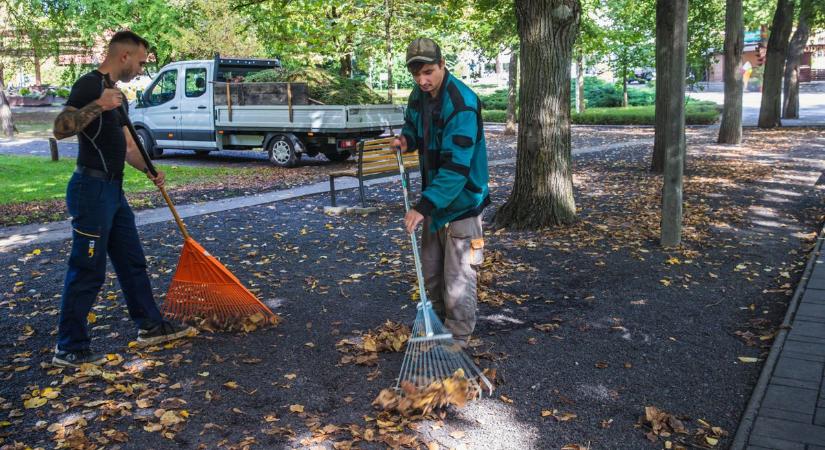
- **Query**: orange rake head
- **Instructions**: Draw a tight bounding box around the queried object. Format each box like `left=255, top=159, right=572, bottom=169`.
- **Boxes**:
left=162, top=238, right=279, bottom=330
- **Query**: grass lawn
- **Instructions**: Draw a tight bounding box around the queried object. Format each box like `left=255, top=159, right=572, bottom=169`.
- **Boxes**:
left=0, top=155, right=255, bottom=205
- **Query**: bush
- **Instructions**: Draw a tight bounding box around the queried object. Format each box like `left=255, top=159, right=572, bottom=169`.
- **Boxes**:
left=19, top=88, right=31, bottom=96
left=55, top=88, right=70, bottom=98
left=575, top=77, right=658, bottom=107
left=482, top=101, right=720, bottom=126
left=479, top=89, right=511, bottom=110
left=245, top=67, right=386, bottom=105
left=482, top=110, right=509, bottom=122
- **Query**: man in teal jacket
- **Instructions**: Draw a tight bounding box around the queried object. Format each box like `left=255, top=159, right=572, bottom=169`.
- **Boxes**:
left=392, top=38, right=490, bottom=348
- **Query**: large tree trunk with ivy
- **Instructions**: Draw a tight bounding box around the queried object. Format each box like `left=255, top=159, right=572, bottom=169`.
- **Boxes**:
left=384, top=0, right=393, bottom=103
left=718, top=0, right=744, bottom=144
left=758, top=0, right=795, bottom=128
left=576, top=52, right=585, bottom=113
left=783, top=0, right=811, bottom=119
left=504, top=48, right=518, bottom=135
left=495, top=0, right=581, bottom=230
left=655, top=0, right=688, bottom=246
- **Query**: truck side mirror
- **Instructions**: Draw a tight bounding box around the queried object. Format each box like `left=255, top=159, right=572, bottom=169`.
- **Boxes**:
left=136, top=89, right=144, bottom=107
left=196, top=78, right=205, bottom=90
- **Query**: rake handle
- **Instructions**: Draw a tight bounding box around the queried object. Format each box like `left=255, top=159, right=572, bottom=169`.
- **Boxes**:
left=104, top=75, right=190, bottom=240
left=394, top=148, right=435, bottom=337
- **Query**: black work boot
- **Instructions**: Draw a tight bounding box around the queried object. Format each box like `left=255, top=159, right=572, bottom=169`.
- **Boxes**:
left=52, top=347, right=107, bottom=367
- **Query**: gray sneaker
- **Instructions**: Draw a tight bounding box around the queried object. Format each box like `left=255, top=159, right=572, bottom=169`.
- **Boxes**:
left=137, top=321, right=196, bottom=347
left=52, top=348, right=107, bottom=367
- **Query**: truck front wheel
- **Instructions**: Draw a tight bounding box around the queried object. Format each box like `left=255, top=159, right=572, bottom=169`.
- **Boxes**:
left=137, top=128, right=163, bottom=159
left=267, top=135, right=298, bottom=167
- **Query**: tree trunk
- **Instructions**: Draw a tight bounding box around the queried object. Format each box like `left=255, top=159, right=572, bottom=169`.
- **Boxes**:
left=718, top=0, right=744, bottom=144
left=758, top=0, right=796, bottom=128
left=340, top=35, right=354, bottom=78
left=385, top=0, right=393, bottom=103
left=340, top=54, right=352, bottom=78
left=655, top=0, right=688, bottom=247
left=495, top=54, right=503, bottom=74
left=622, top=64, right=628, bottom=107
left=495, top=0, right=581, bottom=230
left=576, top=52, right=585, bottom=113
left=0, top=62, right=14, bottom=138
left=34, top=52, right=42, bottom=86
left=504, top=48, right=519, bottom=135
left=783, top=0, right=811, bottom=119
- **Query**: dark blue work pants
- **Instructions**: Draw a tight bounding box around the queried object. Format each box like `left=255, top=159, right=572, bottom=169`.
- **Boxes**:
left=57, top=172, right=163, bottom=351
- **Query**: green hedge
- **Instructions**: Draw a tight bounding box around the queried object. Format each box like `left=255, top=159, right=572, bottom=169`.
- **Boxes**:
left=480, top=77, right=658, bottom=111
left=482, top=110, right=509, bottom=123
left=482, top=101, right=720, bottom=126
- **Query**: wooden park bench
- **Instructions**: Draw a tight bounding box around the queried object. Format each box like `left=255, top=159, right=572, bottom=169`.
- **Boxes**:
left=329, top=136, right=419, bottom=207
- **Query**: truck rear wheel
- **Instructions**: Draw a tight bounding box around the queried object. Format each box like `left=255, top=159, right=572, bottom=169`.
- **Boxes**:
left=267, top=134, right=298, bottom=167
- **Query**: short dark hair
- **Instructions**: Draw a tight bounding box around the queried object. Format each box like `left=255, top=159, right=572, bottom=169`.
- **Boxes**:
left=109, top=30, right=150, bottom=50
left=407, top=61, right=427, bottom=75
left=407, top=59, right=443, bottom=76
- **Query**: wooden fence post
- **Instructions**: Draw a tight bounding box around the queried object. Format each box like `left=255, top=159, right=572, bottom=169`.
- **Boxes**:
left=49, top=138, right=59, bottom=161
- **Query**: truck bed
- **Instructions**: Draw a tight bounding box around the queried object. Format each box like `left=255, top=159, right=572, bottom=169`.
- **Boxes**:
left=214, top=104, right=404, bottom=133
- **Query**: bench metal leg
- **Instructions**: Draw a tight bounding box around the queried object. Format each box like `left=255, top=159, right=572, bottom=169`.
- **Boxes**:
left=358, top=178, right=366, bottom=208
left=329, top=176, right=337, bottom=206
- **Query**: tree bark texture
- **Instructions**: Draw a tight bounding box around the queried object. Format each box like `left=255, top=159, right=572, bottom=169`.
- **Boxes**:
left=783, top=0, right=811, bottom=119
left=495, top=0, right=581, bottom=230
left=576, top=52, right=585, bottom=113
left=505, top=48, right=519, bottom=135
left=718, top=0, right=744, bottom=144
left=758, top=0, right=795, bottom=128
left=655, top=0, right=688, bottom=247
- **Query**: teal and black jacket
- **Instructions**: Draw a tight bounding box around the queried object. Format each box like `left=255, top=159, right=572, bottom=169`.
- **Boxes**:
left=401, top=70, right=490, bottom=231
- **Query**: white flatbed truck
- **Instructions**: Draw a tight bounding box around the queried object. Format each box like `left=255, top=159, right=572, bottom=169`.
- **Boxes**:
left=129, top=55, right=403, bottom=167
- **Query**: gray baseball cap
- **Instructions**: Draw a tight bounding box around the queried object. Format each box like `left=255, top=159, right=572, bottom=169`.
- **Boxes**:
left=406, top=38, right=442, bottom=66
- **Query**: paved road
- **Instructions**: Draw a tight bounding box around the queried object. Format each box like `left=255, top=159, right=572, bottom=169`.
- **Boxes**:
left=687, top=91, right=825, bottom=127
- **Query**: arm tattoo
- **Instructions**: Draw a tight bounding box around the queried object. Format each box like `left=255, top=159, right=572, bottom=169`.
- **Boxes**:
left=53, top=102, right=103, bottom=140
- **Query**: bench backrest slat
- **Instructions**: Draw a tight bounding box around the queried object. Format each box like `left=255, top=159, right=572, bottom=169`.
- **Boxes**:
left=357, top=137, right=419, bottom=177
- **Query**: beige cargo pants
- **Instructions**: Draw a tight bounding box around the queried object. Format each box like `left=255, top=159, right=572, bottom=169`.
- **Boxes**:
left=421, top=215, right=484, bottom=347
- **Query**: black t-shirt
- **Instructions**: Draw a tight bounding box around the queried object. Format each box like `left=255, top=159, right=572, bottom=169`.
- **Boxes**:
left=65, top=70, right=127, bottom=176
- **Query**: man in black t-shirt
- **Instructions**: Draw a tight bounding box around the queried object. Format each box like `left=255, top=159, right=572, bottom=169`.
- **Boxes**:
left=52, top=30, right=194, bottom=367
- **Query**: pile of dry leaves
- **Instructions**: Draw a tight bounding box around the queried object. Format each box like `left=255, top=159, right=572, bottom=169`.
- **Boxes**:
left=336, top=320, right=410, bottom=366
left=189, top=311, right=281, bottom=333
left=638, top=406, right=728, bottom=449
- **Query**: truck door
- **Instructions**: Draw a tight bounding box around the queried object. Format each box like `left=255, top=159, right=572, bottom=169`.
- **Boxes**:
left=141, top=68, right=182, bottom=149
left=179, top=65, right=216, bottom=149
